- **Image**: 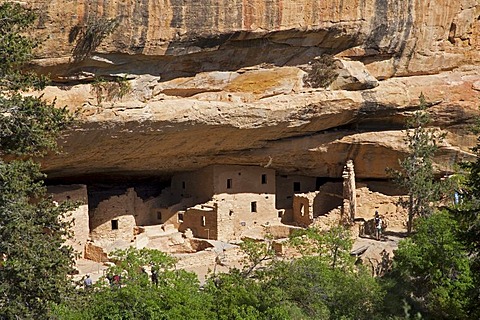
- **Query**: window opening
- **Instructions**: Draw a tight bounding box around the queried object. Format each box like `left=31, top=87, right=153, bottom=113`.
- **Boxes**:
left=111, top=219, right=119, bottom=230
left=157, top=211, right=162, bottom=220
left=182, top=181, right=186, bottom=189
left=293, top=182, right=301, bottom=192
left=261, top=174, right=267, bottom=184
left=178, top=213, right=184, bottom=223
left=227, top=178, right=232, bottom=189
left=201, top=216, right=206, bottom=227
left=251, top=201, right=257, bottom=213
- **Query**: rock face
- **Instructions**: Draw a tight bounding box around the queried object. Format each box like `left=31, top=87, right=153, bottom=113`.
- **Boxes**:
left=20, top=0, right=480, bottom=181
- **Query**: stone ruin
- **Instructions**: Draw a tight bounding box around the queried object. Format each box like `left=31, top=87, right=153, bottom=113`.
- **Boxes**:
left=48, top=162, right=408, bottom=273
left=342, top=160, right=357, bottom=222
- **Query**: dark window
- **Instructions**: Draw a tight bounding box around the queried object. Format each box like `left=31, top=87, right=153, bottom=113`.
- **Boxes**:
left=278, top=211, right=283, bottom=218
left=111, top=219, right=119, bottom=230
left=178, top=213, right=184, bottom=223
left=251, top=201, right=257, bottom=213
left=227, top=178, right=232, bottom=189
left=182, top=181, right=186, bottom=189
left=261, top=174, right=267, bottom=184
left=229, top=210, right=233, bottom=216
left=293, top=182, right=301, bottom=192
left=157, top=211, right=162, bottom=220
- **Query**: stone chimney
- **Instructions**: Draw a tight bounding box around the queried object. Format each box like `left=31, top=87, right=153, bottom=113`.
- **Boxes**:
left=342, top=160, right=356, bottom=222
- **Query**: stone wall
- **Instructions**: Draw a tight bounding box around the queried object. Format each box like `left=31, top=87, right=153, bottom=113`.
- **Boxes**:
left=212, top=165, right=275, bottom=195
left=169, top=165, right=279, bottom=241
left=292, top=192, right=317, bottom=227
left=48, top=184, right=89, bottom=257
left=342, top=160, right=357, bottom=221
left=171, top=166, right=215, bottom=204
left=276, top=175, right=317, bottom=221
left=355, top=184, right=408, bottom=231
left=89, top=188, right=154, bottom=242
left=179, top=204, right=218, bottom=239
left=314, top=182, right=343, bottom=216
left=215, top=192, right=278, bottom=241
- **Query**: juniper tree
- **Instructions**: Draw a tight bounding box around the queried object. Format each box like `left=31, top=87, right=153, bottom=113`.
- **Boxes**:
left=0, top=2, right=75, bottom=318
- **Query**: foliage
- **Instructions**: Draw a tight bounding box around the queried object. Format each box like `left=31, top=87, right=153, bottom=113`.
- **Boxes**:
left=0, top=94, right=72, bottom=157
left=0, top=2, right=76, bottom=318
left=389, top=211, right=473, bottom=319
left=238, top=237, right=276, bottom=277
left=389, top=94, right=449, bottom=233
left=289, top=226, right=354, bottom=269
left=448, top=117, right=480, bottom=318
left=0, top=2, right=48, bottom=91
left=203, top=227, right=383, bottom=320
left=204, top=269, right=303, bottom=320
left=304, top=55, right=338, bottom=88
left=70, top=17, right=117, bottom=61
left=54, top=248, right=213, bottom=320
left=91, top=75, right=131, bottom=105
left=0, top=160, right=77, bottom=319
left=57, top=231, right=387, bottom=320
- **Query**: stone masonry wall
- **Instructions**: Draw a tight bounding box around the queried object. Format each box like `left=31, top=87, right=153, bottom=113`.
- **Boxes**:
left=215, top=192, right=278, bottom=241
left=292, top=193, right=317, bottom=227
left=179, top=205, right=218, bottom=240
left=48, top=184, right=89, bottom=257
left=89, top=188, right=153, bottom=242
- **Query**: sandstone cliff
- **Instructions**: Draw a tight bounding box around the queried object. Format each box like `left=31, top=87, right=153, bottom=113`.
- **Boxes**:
left=19, top=0, right=480, bottom=180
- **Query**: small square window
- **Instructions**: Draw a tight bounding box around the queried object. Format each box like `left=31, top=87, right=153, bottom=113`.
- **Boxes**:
left=111, top=219, right=119, bottom=230
left=293, top=182, right=301, bottom=192
left=227, top=178, right=232, bottom=189
left=251, top=201, right=257, bottom=213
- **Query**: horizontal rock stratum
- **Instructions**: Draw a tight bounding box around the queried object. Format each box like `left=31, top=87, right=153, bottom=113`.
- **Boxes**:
left=20, top=0, right=480, bottom=180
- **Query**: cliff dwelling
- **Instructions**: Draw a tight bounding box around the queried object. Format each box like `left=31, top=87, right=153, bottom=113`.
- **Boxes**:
left=48, top=162, right=408, bottom=262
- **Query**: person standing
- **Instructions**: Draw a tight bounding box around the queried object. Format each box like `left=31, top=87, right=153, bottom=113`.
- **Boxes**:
left=374, top=211, right=382, bottom=240
left=84, top=274, right=93, bottom=289
left=151, top=267, right=158, bottom=287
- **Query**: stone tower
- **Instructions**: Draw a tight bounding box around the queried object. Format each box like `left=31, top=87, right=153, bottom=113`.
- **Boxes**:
left=342, top=160, right=356, bottom=222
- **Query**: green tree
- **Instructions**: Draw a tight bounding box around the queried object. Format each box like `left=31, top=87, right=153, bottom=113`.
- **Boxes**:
left=390, top=211, right=473, bottom=319
left=55, top=248, right=213, bottom=320
left=0, top=2, right=75, bottom=318
left=203, top=227, right=383, bottom=320
left=289, top=226, right=354, bottom=269
left=390, top=94, right=448, bottom=233
left=449, top=118, right=480, bottom=318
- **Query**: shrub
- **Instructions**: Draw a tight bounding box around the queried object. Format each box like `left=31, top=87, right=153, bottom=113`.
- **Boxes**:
left=304, top=55, right=338, bottom=88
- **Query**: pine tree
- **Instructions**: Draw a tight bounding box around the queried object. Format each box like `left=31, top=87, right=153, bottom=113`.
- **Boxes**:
left=390, top=94, right=448, bottom=233
left=450, top=118, right=480, bottom=318
left=0, top=2, right=75, bottom=318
